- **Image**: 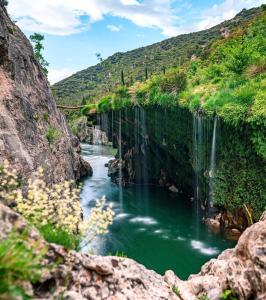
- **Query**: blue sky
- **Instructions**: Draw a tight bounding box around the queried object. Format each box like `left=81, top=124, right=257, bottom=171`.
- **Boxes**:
left=8, top=0, right=265, bottom=84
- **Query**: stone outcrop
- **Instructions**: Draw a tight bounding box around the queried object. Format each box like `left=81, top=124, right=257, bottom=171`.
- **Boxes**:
left=165, top=212, right=266, bottom=300
left=0, top=203, right=177, bottom=300
left=1, top=202, right=265, bottom=300
left=0, top=4, right=91, bottom=183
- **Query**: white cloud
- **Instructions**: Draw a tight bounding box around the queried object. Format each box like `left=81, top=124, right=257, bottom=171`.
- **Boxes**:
left=8, top=0, right=265, bottom=37
left=107, top=24, right=122, bottom=32
left=8, top=0, right=180, bottom=37
left=195, top=0, right=266, bottom=31
left=48, top=68, right=75, bottom=84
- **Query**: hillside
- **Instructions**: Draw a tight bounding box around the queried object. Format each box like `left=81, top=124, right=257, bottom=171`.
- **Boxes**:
left=52, top=6, right=263, bottom=106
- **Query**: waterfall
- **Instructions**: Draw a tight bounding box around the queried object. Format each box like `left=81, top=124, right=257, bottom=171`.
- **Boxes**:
left=118, top=110, right=123, bottom=204
left=92, top=125, right=108, bottom=145
left=193, top=113, right=203, bottom=206
left=209, top=116, right=218, bottom=208
left=140, top=107, right=149, bottom=185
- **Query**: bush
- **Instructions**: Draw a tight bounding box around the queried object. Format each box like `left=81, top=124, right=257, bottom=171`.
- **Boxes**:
left=1, top=162, right=115, bottom=250
left=159, top=71, right=187, bottom=94
left=46, top=127, right=60, bottom=144
left=0, top=231, right=45, bottom=299
left=97, top=95, right=113, bottom=113
left=189, top=93, right=201, bottom=111
left=202, top=91, right=234, bottom=113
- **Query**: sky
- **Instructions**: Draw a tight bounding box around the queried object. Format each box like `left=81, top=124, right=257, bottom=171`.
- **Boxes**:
left=8, top=0, right=265, bottom=84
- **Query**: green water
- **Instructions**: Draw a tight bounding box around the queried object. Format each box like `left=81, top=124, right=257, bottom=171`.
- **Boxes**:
left=81, top=144, right=235, bottom=279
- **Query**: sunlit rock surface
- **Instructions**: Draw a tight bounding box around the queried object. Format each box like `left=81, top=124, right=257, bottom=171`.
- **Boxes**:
left=0, top=4, right=90, bottom=183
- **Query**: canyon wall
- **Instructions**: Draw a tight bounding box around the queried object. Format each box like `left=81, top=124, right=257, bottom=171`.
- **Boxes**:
left=97, top=106, right=265, bottom=223
left=0, top=4, right=91, bottom=183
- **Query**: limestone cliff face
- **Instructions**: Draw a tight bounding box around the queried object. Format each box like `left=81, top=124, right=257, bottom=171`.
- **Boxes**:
left=0, top=203, right=265, bottom=300
left=0, top=4, right=91, bottom=182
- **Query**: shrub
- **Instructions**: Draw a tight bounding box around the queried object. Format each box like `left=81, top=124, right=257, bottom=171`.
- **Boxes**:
left=97, top=95, right=113, bottom=113
left=172, top=285, right=180, bottom=296
left=219, top=289, right=238, bottom=300
left=0, top=160, right=22, bottom=205
left=112, top=86, right=131, bottom=110
left=233, top=82, right=256, bottom=106
left=189, top=93, right=201, bottom=111
left=159, top=71, right=187, bottom=94
left=202, top=91, right=234, bottom=113
left=46, top=127, right=60, bottom=144
left=1, top=162, right=115, bottom=250
left=0, top=231, right=45, bottom=299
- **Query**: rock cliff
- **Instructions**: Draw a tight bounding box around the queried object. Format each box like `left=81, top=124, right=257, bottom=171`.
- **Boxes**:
left=0, top=4, right=91, bottom=183
left=1, top=202, right=265, bottom=300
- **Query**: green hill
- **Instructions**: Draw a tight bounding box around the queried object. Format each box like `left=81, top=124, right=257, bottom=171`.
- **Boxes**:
left=52, top=6, right=263, bottom=106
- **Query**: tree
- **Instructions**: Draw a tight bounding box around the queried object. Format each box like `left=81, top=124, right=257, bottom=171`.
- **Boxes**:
left=0, top=0, right=8, bottom=6
left=121, top=70, right=125, bottom=86
left=145, top=67, right=148, bottom=80
left=95, top=53, right=103, bottom=62
left=30, top=33, right=49, bottom=76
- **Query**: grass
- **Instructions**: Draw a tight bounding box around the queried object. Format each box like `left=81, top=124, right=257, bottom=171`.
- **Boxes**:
left=0, top=231, right=45, bottom=300
left=108, top=251, right=128, bottom=258
left=39, top=223, right=80, bottom=250
left=172, top=285, right=180, bottom=297
left=219, top=289, right=239, bottom=300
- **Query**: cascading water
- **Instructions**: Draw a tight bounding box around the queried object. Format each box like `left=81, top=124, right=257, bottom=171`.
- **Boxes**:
left=140, top=107, right=149, bottom=185
left=209, top=115, right=218, bottom=209
left=118, top=110, right=123, bottom=204
left=92, top=125, right=108, bottom=145
left=193, top=113, right=203, bottom=207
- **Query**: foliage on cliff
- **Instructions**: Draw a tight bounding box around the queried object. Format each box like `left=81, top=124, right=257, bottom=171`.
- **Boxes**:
left=83, top=9, right=266, bottom=220
left=85, top=9, right=266, bottom=156
left=52, top=6, right=263, bottom=106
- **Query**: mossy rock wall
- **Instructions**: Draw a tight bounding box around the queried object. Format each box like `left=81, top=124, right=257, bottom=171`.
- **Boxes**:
left=99, top=106, right=265, bottom=220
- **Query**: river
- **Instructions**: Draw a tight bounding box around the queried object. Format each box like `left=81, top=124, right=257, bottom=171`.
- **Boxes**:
left=80, top=143, right=235, bottom=279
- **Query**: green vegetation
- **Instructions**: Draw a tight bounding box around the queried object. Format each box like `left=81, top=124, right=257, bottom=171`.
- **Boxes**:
left=108, top=251, right=128, bottom=258
left=52, top=6, right=263, bottom=106
left=0, top=231, right=45, bottom=299
left=46, top=127, right=61, bottom=144
left=172, top=285, right=180, bottom=296
left=30, top=33, right=49, bottom=76
left=75, top=9, right=266, bottom=219
left=39, top=223, right=80, bottom=250
left=198, top=295, right=211, bottom=300
left=219, top=289, right=238, bottom=300
left=0, top=0, right=8, bottom=7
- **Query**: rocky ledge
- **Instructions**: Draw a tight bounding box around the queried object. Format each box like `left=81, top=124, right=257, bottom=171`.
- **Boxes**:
left=0, top=4, right=91, bottom=183
left=1, top=202, right=265, bottom=300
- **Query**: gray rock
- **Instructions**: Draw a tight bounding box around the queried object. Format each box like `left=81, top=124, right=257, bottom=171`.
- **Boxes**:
left=1, top=203, right=265, bottom=300
left=0, top=5, right=91, bottom=184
